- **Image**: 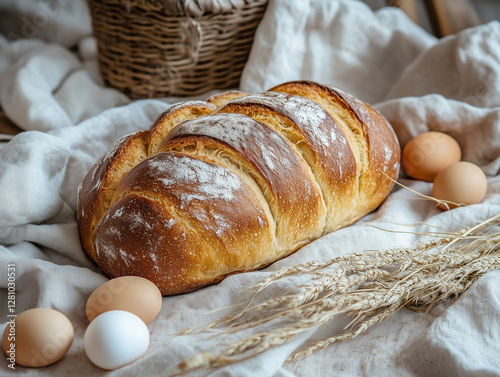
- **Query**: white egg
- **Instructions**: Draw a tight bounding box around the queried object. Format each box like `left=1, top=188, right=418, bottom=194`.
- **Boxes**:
left=84, top=310, right=149, bottom=370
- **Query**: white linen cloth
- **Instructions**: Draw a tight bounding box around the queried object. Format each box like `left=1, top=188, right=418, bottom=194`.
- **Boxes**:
left=1, top=0, right=500, bottom=376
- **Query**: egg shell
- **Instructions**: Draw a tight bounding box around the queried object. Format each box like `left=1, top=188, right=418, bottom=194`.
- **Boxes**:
left=2, top=308, right=74, bottom=368
left=84, top=310, right=149, bottom=370
left=86, top=276, right=162, bottom=324
left=432, top=161, right=487, bottom=210
left=402, top=131, right=461, bottom=181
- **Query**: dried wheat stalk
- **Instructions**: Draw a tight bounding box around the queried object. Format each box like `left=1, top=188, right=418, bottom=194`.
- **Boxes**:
left=170, top=212, right=500, bottom=376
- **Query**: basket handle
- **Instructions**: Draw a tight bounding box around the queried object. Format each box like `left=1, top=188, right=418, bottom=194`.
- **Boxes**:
left=179, top=16, right=203, bottom=67
left=161, top=0, right=247, bottom=17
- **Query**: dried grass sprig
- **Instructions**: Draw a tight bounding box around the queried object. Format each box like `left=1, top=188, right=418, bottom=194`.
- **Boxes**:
left=169, top=211, right=500, bottom=376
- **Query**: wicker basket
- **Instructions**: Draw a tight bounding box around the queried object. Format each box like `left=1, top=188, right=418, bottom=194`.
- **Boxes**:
left=87, top=0, right=268, bottom=99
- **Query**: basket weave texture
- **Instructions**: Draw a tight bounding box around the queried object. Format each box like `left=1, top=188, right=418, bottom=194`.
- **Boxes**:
left=88, top=0, right=268, bottom=98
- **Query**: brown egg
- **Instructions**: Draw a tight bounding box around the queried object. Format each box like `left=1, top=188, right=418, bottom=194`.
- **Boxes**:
left=2, top=308, right=74, bottom=367
left=402, top=131, right=461, bottom=181
left=86, top=276, right=162, bottom=324
left=432, top=161, right=487, bottom=210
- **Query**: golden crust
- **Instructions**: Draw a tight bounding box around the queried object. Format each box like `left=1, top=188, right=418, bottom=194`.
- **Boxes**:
left=215, top=92, right=359, bottom=232
left=270, top=81, right=401, bottom=217
left=77, top=81, right=401, bottom=295
left=95, top=152, right=275, bottom=294
left=148, top=101, right=216, bottom=156
left=205, top=90, right=248, bottom=108
left=161, top=113, right=327, bottom=253
left=77, top=131, right=149, bottom=261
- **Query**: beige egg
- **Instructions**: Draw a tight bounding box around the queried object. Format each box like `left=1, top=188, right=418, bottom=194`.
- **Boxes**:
left=2, top=308, right=74, bottom=367
left=86, top=276, right=162, bottom=324
left=432, top=161, right=487, bottom=210
left=402, top=131, right=461, bottom=181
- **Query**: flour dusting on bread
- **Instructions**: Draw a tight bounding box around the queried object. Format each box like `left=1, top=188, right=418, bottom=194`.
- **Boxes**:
left=148, top=155, right=243, bottom=204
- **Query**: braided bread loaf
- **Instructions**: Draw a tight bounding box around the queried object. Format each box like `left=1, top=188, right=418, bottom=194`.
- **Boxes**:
left=77, top=81, right=400, bottom=295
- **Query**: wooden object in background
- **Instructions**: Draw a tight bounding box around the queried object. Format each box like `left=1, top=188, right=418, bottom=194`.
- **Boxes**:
left=0, top=108, right=22, bottom=138
left=423, top=0, right=482, bottom=37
